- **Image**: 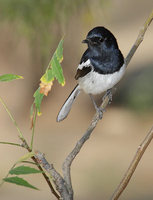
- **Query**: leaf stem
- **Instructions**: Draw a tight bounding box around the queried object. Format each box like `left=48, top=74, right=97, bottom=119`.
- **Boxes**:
left=0, top=96, right=24, bottom=139
left=30, top=108, right=37, bottom=150
left=0, top=141, right=21, bottom=147
left=0, top=163, right=16, bottom=187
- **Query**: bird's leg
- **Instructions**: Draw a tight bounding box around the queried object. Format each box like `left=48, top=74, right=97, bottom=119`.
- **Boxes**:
left=89, top=94, right=104, bottom=119
left=102, top=89, right=113, bottom=104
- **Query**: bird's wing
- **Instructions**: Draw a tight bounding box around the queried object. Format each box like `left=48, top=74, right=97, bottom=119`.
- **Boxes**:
left=75, top=59, right=92, bottom=80
left=57, top=84, right=80, bottom=122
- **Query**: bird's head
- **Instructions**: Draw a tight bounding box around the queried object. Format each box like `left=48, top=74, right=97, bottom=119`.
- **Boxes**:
left=82, top=26, right=118, bottom=50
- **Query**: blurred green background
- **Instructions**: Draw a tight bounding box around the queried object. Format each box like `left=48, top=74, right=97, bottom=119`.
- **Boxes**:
left=0, top=0, right=153, bottom=199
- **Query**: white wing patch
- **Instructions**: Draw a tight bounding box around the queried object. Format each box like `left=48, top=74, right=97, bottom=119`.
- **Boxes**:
left=78, top=59, right=91, bottom=70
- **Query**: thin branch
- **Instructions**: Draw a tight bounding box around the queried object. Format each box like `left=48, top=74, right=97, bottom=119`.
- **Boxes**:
left=20, top=138, right=61, bottom=200
left=21, top=161, right=38, bottom=165
left=125, top=10, right=153, bottom=65
left=0, top=163, right=16, bottom=187
left=0, top=141, right=22, bottom=147
left=111, top=126, right=153, bottom=200
left=35, top=151, right=70, bottom=200
left=110, top=10, right=153, bottom=200
left=30, top=108, right=37, bottom=150
left=62, top=92, right=111, bottom=197
left=62, top=9, right=153, bottom=199
left=32, top=154, right=60, bottom=199
left=0, top=96, right=24, bottom=139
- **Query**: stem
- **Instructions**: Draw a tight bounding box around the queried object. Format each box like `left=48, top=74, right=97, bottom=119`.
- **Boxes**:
left=0, top=163, right=16, bottom=187
left=111, top=127, right=153, bottom=200
left=22, top=139, right=60, bottom=200
left=21, top=161, right=38, bottom=165
left=125, top=10, right=153, bottom=65
left=30, top=108, right=37, bottom=150
left=0, top=96, right=24, bottom=139
left=62, top=91, right=111, bottom=197
left=0, top=141, right=21, bottom=147
left=31, top=154, right=60, bottom=199
left=0, top=96, right=59, bottom=199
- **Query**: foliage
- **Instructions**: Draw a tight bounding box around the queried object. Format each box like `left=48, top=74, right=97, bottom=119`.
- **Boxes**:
left=9, top=166, right=42, bottom=175
left=3, top=176, right=38, bottom=190
left=33, top=38, right=64, bottom=115
left=0, top=74, right=23, bottom=82
left=0, top=38, right=64, bottom=191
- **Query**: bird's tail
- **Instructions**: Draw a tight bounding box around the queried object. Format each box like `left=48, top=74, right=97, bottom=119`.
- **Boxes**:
left=57, top=84, right=80, bottom=122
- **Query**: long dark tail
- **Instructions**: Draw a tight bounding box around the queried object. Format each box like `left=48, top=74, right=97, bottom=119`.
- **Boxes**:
left=56, top=84, right=80, bottom=122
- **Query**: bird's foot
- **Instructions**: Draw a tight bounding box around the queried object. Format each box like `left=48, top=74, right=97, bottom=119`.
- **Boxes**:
left=102, top=89, right=113, bottom=104
left=95, top=107, right=105, bottom=119
left=89, top=94, right=104, bottom=119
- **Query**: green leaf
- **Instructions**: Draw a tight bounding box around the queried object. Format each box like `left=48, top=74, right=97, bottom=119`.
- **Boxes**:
left=33, top=88, right=44, bottom=115
left=56, top=39, right=63, bottom=63
left=47, top=39, right=65, bottom=86
left=51, top=54, right=65, bottom=86
left=40, top=69, right=54, bottom=83
left=3, top=176, right=38, bottom=190
left=32, top=38, right=65, bottom=116
left=0, top=74, right=23, bottom=82
left=9, top=166, right=42, bottom=175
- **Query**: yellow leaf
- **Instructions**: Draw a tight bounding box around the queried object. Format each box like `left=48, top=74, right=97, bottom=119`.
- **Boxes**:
left=39, top=81, right=53, bottom=96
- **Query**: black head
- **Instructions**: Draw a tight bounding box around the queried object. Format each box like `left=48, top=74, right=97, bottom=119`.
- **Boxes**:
left=82, top=26, right=119, bottom=50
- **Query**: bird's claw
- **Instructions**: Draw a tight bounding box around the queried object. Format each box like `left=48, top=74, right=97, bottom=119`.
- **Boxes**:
left=102, top=89, right=113, bottom=104
left=96, top=107, right=105, bottom=119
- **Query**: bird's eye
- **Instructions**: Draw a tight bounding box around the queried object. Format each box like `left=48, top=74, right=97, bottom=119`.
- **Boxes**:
left=99, top=37, right=104, bottom=42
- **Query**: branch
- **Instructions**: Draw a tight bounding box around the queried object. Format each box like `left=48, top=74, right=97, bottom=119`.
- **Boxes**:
left=125, top=10, right=153, bottom=65
left=20, top=139, right=61, bottom=200
left=35, top=151, right=71, bottom=200
left=0, top=141, right=22, bottom=147
left=62, top=9, right=153, bottom=199
left=111, top=126, right=153, bottom=200
left=62, top=92, right=111, bottom=197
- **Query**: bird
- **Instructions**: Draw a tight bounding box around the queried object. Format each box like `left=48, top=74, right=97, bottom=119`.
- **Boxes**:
left=57, top=26, right=125, bottom=122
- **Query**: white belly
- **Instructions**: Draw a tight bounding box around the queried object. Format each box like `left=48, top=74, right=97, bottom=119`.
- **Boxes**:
left=78, top=64, right=126, bottom=95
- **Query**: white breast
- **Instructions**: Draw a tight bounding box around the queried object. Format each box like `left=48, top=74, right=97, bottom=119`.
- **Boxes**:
left=78, top=64, right=126, bottom=95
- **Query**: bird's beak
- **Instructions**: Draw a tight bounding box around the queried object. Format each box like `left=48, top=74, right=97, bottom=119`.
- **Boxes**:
left=82, top=39, right=89, bottom=44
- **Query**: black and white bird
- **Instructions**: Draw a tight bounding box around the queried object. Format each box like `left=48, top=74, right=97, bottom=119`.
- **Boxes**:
left=57, top=26, right=125, bottom=122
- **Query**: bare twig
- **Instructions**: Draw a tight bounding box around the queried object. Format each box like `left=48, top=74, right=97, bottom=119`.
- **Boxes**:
left=111, top=126, right=153, bottom=200
left=125, top=10, right=153, bottom=65
left=110, top=10, right=153, bottom=200
left=21, top=139, right=61, bottom=200
left=62, top=10, right=153, bottom=200
left=62, top=92, right=112, bottom=197
left=35, top=151, right=70, bottom=200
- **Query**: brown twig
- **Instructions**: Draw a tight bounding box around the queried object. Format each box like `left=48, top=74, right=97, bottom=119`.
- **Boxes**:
left=125, top=10, right=153, bottom=66
left=62, top=92, right=112, bottom=198
left=109, top=10, right=153, bottom=200
left=111, top=127, right=153, bottom=200
left=20, top=138, right=60, bottom=200
left=35, top=151, right=70, bottom=200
